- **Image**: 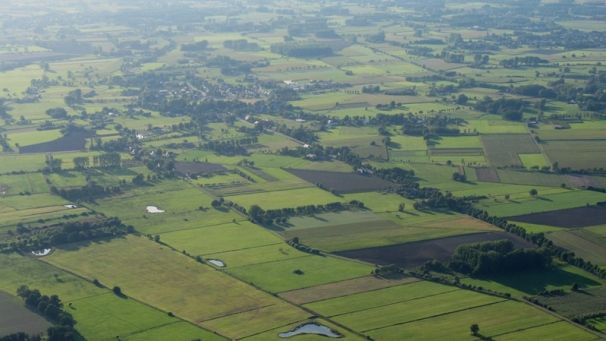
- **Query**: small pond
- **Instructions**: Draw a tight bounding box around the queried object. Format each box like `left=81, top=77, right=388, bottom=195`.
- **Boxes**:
left=146, top=206, right=165, bottom=213
left=279, top=323, right=342, bottom=338
left=207, top=259, right=225, bottom=268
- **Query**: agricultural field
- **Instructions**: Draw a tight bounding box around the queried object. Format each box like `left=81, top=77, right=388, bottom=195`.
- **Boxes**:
left=1, top=0, right=606, bottom=340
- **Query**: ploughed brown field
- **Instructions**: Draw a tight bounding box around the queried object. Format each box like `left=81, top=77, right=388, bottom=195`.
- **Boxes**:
left=508, top=205, right=606, bottom=228
left=285, top=168, right=393, bottom=194
left=474, top=167, right=500, bottom=182
left=0, top=291, right=51, bottom=337
left=335, top=232, right=535, bottom=268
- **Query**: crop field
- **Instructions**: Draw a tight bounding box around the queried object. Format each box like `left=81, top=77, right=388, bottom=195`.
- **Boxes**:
left=92, top=181, right=242, bottom=234
left=226, top=187, right=342, bottom=210
left=285, top=168, right=393, bottom=193
left=2, top=1, right=606, bottom=340
left=158, top=221, right=284, bottom=256
left=278, top=209, right=497, bottom=252
left=336, top=232, right=534, bottom=268
left=509, top=206, right=606, bottom=228
left=279, top=276, right=419, bottom=305
left=479, top=189, right=606, bottom=217
left=481, top=134, right=541, bottom=167
left=227, top=254, right=372, bottom=293
left=45, top=236, right=315, bottom=338
left=0, top=253, right=221, bottom=341
left=543, top=140, right=606, bottom=169
left=546, top=229, right=606, bottom=266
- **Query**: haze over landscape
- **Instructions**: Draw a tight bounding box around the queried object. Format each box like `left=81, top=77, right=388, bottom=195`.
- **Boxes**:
left=1, top=1, right=606, bottom=340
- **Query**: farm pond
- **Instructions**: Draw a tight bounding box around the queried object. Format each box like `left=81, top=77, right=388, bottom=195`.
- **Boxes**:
left=279, top=323, right=342, bottom=338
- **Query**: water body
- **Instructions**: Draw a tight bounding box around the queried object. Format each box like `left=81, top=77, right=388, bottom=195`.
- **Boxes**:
left=146, top=206, right=165, bottom=213
left=207, top=259, right=225, bottom=267
left=31, top=248, right=52, bottom=257
left=279, top=323, right=342, bottom=338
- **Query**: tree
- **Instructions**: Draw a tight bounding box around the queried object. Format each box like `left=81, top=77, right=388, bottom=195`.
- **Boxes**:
left=398, top=203, right=405, bottom=212
left=73, top=156, right=89, bottom=170
left=529, top=188, right=538, bottom=197
left=456, top=94, right=468, bottom=105
left=46, top=107, right=68, bottom=119
left=470, top=324, right=480, bottom=336
left=112, top=286, right=123, bottom=296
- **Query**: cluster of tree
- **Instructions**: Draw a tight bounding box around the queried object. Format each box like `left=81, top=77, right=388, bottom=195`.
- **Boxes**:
left=223, top=39, right=260, bottom=51
left=412, top=190, right=606, bottom=279
left=16, top=286, right=75, bottom=328
left=0, top=99, right=13, bottom=124
left=43, top=154, right=62, bottom=173
left=203, top=138, right=256, bottom=156
left=473, top=97, right=527, bottom=121
left=275, top=125, right=317, bottom=144
left=452, top=172, right=467, bottom=182
left=2, top=217, right=133, bottom=252
left=288, top=237, right=321, bottom=255
left=372, top=264, right=404, bottom=279
left=206, top=56, right=262, bottom=76
left=373, top=167, right=416, bottom=184
left=0, top=133, right=11, bottom=152
left=90, top=137, right=131, bottom=153
left=134, top=148, right=176, bottom=177
left=64, top=89, right=84, bottom=107
left=500, top=56, right=549, bottom=68
left=367, top=31, right=385, bottom=43
left=45, top=107, right=68, bottom=119
left=248, top=200, right=365, bottom=225
left=441, top=50, right=465, bottom=63
left=51, top=181, right=121, bottom=202
left=181, top=40, right=209, bottom=52
left=270, top=42, right=334, bottom=58
left=362, top=85, right=381, bottom=94
left=448, top=240, right=551, bottom=275
left=279, top=145, right=362, bottom=166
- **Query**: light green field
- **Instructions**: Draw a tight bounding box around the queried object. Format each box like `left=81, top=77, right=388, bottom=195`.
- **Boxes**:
left=0, top=253, right=220, bottom=340
left=0, top=173, right=48, bottom=195
left=226, top=187, right=342, bottom=210
left=46, top=235, right=309, bottom=336
left=8, top=129, right=62, bottom=147
left=228, top=255, right=372, bottom=293
left=367, top=301, right=584, bottom=341
left=479, top=189, right=606, bottom=217
left=305, top=281, right=453, bottom=316
left=159, top=221, right=283, bottom=256
left=519, top=153, right=551, bottom=168
left=334, top=289, right=504, bottom=332
left=92, top=181, right=241, bottom=234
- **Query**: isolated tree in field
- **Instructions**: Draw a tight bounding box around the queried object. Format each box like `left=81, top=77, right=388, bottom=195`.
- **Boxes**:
left=112, top=286, right=123, bottom=296
left=398, top=203, right=405, bottom=212
left=470, top=324, right=480, bottom=336
left=529, top=188, right=538, bottom=197
left=73, top=156, right=89, bottom=170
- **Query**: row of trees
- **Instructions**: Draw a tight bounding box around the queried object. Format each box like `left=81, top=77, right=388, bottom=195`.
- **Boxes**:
left=13, top=286, right=77, bottom=341
left=449, top=240, right=551, bottom=275
left=1, top=217, right=133, bottom=252
left=248, top=200, right=365, bottom=225
left=51, top=182, right=121, bottom=202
